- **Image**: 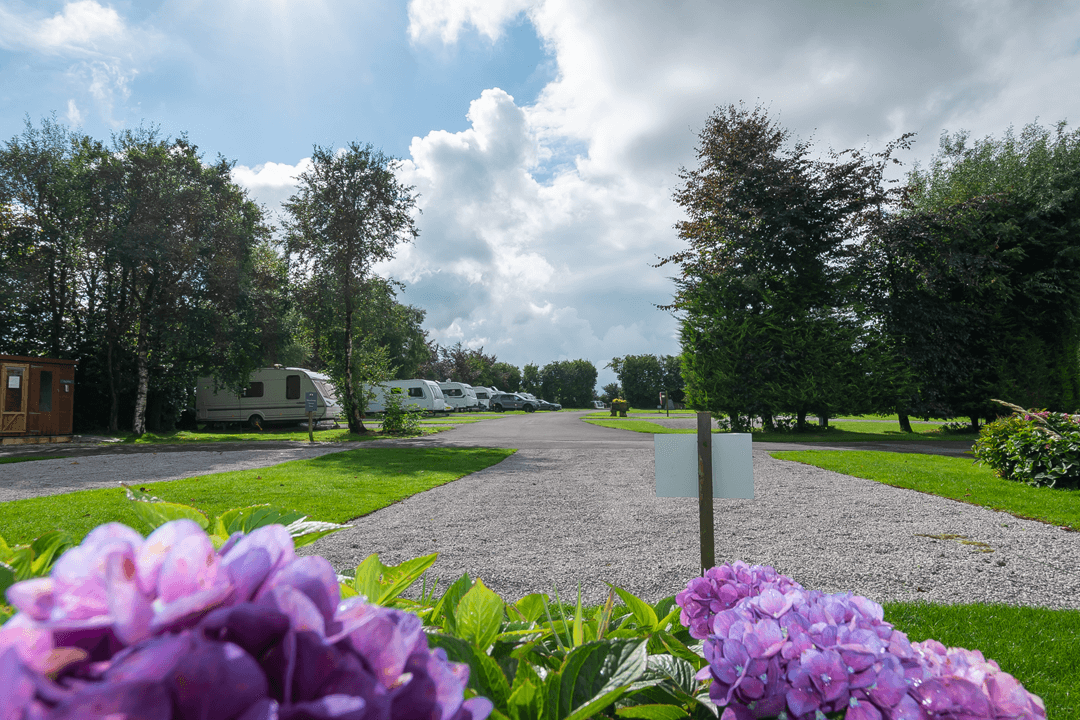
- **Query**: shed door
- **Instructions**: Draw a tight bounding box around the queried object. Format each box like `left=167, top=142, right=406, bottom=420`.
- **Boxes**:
left=1, top=364, right=29, bottom=434
left=28, top=367, right=54, bottom=434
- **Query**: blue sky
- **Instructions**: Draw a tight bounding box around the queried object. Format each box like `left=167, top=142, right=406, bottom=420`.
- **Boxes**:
left=3, top=0, right=1080, bottom=391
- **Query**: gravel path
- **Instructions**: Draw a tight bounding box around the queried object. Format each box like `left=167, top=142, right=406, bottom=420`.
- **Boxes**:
left=299, top=447, right=1080, bottom=610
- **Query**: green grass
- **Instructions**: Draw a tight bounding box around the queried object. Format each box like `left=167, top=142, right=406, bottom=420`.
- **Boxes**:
left=771, top=450, right=1080, bottom=530
left=0, top=455, right=53, bottom=464
left=102, top=424, right=457, bottom=444
left=582, top=419, right=685, bottom=433
left=882, top=601, right=1079, bottom=719
left=0, top=447, right=515, bottom=544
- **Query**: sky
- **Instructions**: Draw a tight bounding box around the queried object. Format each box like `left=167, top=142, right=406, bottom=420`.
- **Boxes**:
left=2, top=0, right=1079, bottom=392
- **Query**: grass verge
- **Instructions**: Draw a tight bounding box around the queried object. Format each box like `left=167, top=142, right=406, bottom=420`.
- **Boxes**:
left=582, top=415, right=978, bottom=442
left=101, top=424, right=458, bottom=444
left=882, top=600, right=1079, bottom=719
left=0, top=455, right=53, bottom=464
left=0, top=447, right=515, bottom=545
left=582, top=419, right=684, bottom=433
left=771, top=450, right=1080, bottom=530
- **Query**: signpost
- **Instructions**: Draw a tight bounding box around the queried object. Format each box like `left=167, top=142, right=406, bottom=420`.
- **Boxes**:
left=654, top=411, right=753, bottom=575
left=305, top=392, right=317, bottom=443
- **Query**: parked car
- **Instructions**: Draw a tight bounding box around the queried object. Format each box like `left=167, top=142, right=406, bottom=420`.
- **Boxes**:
left=592, top=400, right=606, bottom=409
left=519, top=392, right=560, bottom=411
left=489, top=393, right=536, bottom=413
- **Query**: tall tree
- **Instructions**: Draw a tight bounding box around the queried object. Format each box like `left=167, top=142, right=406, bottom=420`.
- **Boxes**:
left=606, top=354, right=684, bottom=409
left=867, top=121, right=1080, bottom=425
left=661, top=103, right=910, bottom=429
left=284, top=143, right=418, bottom=433
left=539, top=359, right=597, bottom=407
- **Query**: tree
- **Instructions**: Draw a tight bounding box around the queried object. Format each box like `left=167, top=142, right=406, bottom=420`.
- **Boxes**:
left=868, top=121, right=1080, bottom=425
left=521, top=363, right=541, bottom=395
left=284, top=143, right=418, bottom=433
left=661, top=103, right=911, bottom=429
left=490, top=362, right=521, bottom=391
left=538, top=359, right=597, bottom=407
left=606, top=354, right=684, bottom=409
left=601, top=382, right=621, bottom=402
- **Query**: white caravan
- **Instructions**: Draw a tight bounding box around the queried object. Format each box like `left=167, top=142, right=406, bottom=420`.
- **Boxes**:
left=364, top=380, right=449, bottom=414
left=471, top=386, right=494, bottom=410
left=196, top=367, right=342, bottom=428
left=438, top=382, right=480, bottom=412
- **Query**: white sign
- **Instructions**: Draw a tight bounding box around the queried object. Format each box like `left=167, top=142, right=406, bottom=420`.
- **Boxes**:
left=7, top=375, right=19, bottom=389
left=654, top=433, right=754, bottom=498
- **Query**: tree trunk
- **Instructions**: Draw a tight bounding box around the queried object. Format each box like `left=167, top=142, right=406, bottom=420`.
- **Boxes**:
left=898, top=412, right=913, bottom=433
left=132, top=321, right=149, bottom=436
left=729, top=411, right=739, bottom=430
left=969, top=416, right=980, bottom=432
left=343, top=286, right=366, bottom=434
left=107, top=338, right=119, bottom=432
left=818, top=414, right=829, bottom=429
left=796, top=409, right=807, bottom=431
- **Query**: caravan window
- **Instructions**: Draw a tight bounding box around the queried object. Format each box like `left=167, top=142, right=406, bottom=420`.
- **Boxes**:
left=286, top=375, right=301, bottom=399
left=312, top=380, right=336, bottom=403
left=408, top=387, right=425, bottom=398
left=242, top=382, right=264, bottom=398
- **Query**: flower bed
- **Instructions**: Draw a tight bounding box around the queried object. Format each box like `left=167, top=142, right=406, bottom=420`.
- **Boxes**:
left=974, top=399, right=1080, bottom=489
left=1, top=515, right=1047, bottom=720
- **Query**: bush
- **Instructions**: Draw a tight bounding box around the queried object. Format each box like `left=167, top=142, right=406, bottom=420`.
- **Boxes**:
left=381, top=391, right=423, bottom=435
left=973, top=401, right=1080, bottom=489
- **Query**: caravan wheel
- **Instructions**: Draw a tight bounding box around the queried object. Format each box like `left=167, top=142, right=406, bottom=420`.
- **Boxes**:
left=248, top=415, right=263, bottom=431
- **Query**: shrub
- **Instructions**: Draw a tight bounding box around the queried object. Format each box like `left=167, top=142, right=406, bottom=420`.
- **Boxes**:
left=381, top=391, right=423, bottom=435
left=973, top=400, right=1080, bottom=489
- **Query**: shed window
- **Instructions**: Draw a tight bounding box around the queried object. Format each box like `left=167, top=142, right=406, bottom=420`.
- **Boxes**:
left=286, top=375, right=301, bottom=399
left=408, top=387, right=425, bottom=398
left=243, top=382, right=264, bottom=398
left=38, top=371, right=52, bottom=411
left=4, top=368, right=23, bottom=412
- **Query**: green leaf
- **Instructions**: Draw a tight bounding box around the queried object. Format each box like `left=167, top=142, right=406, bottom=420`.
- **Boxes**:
left=616, top=705, right=689, bottom=720
left=0, top=532, right=12, bottom=559
left=551, top=639, right=648, bottom=720
left=124, top=485, right=209, bottom=531
left=352, top=554, right=385, bottom=603
left=214, top=505, right=305, bottom=537
left=5, top=547, right=31, bottom=581
left=512, top=593, right=548, bottom=624
left=285, top=518, right=351, bottom=548
left=572, top=585, right=584, bottom=647
left=27, top=531, right=74, bottom=576
left=426, top=633, right=511, bottom=707
left=609, top=585, right=659, bottom=632
left=0, top=562, right=16, bottom=598
left=372, top=553, right=438, bottom=604
left=455, top=579, right=505, bottom=650
left=655, top=632, right=708, bottom=670
left=507, top=678, right=543, bottom=720
left=644, top=654, right=699, bottom=696
left=431, top=572, right=473, bottom=634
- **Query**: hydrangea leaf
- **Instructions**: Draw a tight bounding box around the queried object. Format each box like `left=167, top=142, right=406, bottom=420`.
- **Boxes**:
left=28, top=531, right=75, bottom=576
left=123, top=485, right=209, bottom=531
left=615, top=704, right=689, bottom=720
left=352, top=554, right=386, bottom=603
left=552, top=639, right=648, bottom=720
left=431, top=572, right=473, bottom=634
left=0, top=561, right=16, bottom=597
left=456, top=579, right=505, bottom=650
left=608, top=585, right=659, bottom=632
left=510, top=594, right=548, bottom=624
left=283, top=518, right=350, bottom=548
left=506, top=677, right=543, bottom=720
left=370, top=553, right=438, bottom=604
left=213, top=505, right=305, bottom=537
left=642, top=654, right=698, bottom=697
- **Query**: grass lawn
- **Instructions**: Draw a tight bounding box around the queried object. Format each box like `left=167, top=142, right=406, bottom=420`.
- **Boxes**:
left=0, top=447, right=515, bottom=545
left=771, top=449, right=1080, bottom=530
left=98, top=424, right=458, bottom=444
left=582, top=418, right=685, bottom=433
left=0, top=455, right=53, bottom=464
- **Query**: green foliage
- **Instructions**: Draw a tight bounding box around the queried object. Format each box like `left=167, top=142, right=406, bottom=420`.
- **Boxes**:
left=606, top=355, right=683, bottom=409
left=539, top=359, right=598, bottom=407
left=973, top=402, right=1080, bottom=489
left=521, top=363, right=541, bottom=395
left=284, top=142, right=418, bottom=434
left=662, top=104, right=912, bottom=428
left=869, top=120, right=1080, bottom=419
left=379, top=384, right=424, bottom=435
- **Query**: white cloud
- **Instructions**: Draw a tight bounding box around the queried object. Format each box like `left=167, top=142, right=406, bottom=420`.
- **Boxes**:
left=65, top=98, right=83, bottom=126
left=407, top=0, right=533, bottom=44
left=0, top=1, right=164, bottom=127
left=231, top=158, right=314, bottom=228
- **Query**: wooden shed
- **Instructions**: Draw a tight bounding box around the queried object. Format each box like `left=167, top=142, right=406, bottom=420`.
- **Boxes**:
left=1, top=355, right=76, bottom=444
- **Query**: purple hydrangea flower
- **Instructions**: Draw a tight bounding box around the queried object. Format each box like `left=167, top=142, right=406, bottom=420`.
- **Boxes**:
left=686, top=564, right=1046, bottom=720
left=1, top=520, right=494, bottom=720
left=675, top=561, right=804, bottom=639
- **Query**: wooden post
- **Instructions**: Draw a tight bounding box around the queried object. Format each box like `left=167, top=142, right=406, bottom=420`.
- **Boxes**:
left=697, top=411, right=715, bottom=574
left=307, top=411, right=314, bottom=443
